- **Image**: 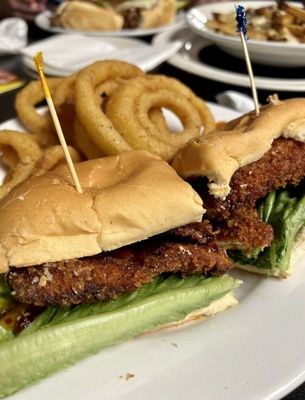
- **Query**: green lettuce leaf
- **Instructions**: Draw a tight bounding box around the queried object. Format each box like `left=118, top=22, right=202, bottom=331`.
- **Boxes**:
left=230, top=188, right=305, bottom=274
left=0, top=274, right=238, bottom=397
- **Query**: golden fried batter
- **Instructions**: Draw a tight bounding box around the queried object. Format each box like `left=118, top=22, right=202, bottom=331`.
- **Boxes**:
left=8, top=239, right=231, bottom=307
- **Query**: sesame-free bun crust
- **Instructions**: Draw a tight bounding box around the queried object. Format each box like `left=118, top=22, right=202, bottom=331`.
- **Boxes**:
left=57, top=1, right=123, bottom=31
left=140, top=0, right=176, bottom=29
left=172, top=97, right=305, bottom=199
left=0, top=151, right=203, bottom=273
left=56, top=0, right=176, bottom=31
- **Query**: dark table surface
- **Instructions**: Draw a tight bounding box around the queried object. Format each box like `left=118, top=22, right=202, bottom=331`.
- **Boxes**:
left=0, top=23, right=305, bottom=400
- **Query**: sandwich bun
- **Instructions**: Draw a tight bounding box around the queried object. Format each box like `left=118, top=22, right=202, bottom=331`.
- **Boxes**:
left=139, top=0, right=176, bottom=29
left=172, top=97, right=305, bottom=200
left=55, top=0, right=176, bottom=31
left=151, top=291, right=239, bottom=332
left=0, top=151, right=203, bottom=273
left=57, top=1, right=124, bottom=31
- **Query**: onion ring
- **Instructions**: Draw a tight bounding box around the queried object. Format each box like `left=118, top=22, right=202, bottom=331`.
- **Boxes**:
left=15, top=78, right=62, bottom=147
left=32, top=145, right=82, bottom=177
left=53, top=74, right=77, bottom=107
left=54, top=75, right=130, bottom=149
left=53, top=74, right=127, bottom=108
left=105, top=75, right=215, bottom=160
left=74, top=118, right=104, bottom=159
left=54, top=69, right=166, bottom=156
left=0, top=130, right=42, bottom=199
left=75, top=60, right=144, bottom=155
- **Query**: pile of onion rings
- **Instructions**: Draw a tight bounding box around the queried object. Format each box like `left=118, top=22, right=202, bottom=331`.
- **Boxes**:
left=0, top=131, right=82, bottom=200
left=73, top=61, right=215, bottom=160
left=15, top=78, right=62, bottom=147
left=105, top=75, right=215, bottom=160
left=0, top=131, right=42, bottom=200
left=14, top=60, right=215, bottom=161
left=0, top=60, right=215, bottom=199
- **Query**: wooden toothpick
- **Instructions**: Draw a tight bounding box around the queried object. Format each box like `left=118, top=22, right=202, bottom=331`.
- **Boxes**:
left=33, top=52, right=83, bottom=193
left=235, top=5, right=260, bottom=116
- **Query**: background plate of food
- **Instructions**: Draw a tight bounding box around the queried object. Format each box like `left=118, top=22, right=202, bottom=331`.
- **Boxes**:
left=186, top=1, right=305, bottom=67
left=35, top=0, right=185, bottom=37
left=154, top=26, right=305, bottom=91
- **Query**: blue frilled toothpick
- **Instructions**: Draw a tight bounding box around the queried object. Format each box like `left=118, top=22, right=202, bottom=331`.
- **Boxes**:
left=236, top=5, right=259, bottom=116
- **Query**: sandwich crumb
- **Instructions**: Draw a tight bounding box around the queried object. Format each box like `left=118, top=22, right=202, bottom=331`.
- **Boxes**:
left=38, top=275, right=47, bottom=287
left=44, top=267, right=53, bottom=282
left=171, top=342, right=178, bottom=348
left=31, top=276, right=39, bottom=284
left=119, top=373, right=135, bottom=381
left=17, top=195, right=24, bottom=201
left=178, top=245, right=192, bottom=256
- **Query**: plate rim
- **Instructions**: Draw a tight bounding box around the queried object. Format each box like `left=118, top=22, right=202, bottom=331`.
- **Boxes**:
left=153, top=27, right=305, bottom=91
left=185, top=0, right=305, bottom=49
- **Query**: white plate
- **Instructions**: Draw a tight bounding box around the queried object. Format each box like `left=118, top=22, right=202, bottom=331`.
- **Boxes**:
left=21, top=35, right=182, bottom=77
left=1, top=103, right=305, bottom=400
left=153, top=27, right=305, bottom=92
left=186, top=1, right=305, bottom=67
left=0, top=102, right=239, bottom=133
left=35, top=10, right=185, bottom=37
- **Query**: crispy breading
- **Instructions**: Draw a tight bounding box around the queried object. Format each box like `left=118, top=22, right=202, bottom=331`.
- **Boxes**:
left=8, top=240, right=232, bottom=307
left=191, top=138, right=305, bottom=251
left=169, top=219, right=215, bottom=244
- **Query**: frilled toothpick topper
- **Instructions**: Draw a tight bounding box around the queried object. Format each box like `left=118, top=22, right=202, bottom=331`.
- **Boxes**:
left=235, top=5, right=260, bottom=116
left=33, top=52, right=83, bottom=193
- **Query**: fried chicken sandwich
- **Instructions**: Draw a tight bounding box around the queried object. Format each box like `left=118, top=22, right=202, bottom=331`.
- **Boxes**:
left=0, top=150, right=239, bottom=397
left=172, top=96, right=305, bottom=278
left=51, top=0, right=176, bottom=31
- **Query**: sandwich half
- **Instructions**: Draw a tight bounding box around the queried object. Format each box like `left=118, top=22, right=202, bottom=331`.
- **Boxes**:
left=51, top=0, right=176, bottom=31
left=0, top=150, right=239, bottom=397
left=172, top=96, right=305, bottom=278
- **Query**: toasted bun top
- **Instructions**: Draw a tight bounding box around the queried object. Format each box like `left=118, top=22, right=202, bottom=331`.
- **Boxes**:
left=58, top=0, right=175, bottom=31
left=0, top=151, right=203, bottom=272
left=58, top=1, right=123, bottom=31
left=140, top=0, right=176, bottom=28
left=172, top=97, right=305, bottom=199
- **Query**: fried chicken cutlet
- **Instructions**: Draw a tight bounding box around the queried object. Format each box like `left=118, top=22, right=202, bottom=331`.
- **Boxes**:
left=8, top=238, right=231, bottom=307
left=181, top=138, right=305, bottom=252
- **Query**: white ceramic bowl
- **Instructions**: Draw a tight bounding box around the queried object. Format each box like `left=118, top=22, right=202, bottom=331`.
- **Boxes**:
left=186, top=1, right=305, bottom=67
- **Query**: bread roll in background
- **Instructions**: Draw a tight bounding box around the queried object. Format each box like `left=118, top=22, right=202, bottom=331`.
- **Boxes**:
left=54, top=0, right=176, bottom=31
left=57, top=1, right=124, bottom=31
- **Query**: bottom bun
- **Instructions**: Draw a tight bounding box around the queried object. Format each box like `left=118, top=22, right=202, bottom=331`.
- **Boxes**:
left=151, top=291, right=238, bottom=333
left=235, top=263, right=291, bottom=279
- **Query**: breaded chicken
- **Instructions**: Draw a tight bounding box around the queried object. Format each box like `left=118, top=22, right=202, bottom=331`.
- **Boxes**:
left=8, top=239, right=232, bottom=307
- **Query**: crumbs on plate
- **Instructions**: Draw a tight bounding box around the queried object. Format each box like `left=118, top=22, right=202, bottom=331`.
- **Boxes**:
left=119, top=373, right=135, bottom=381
